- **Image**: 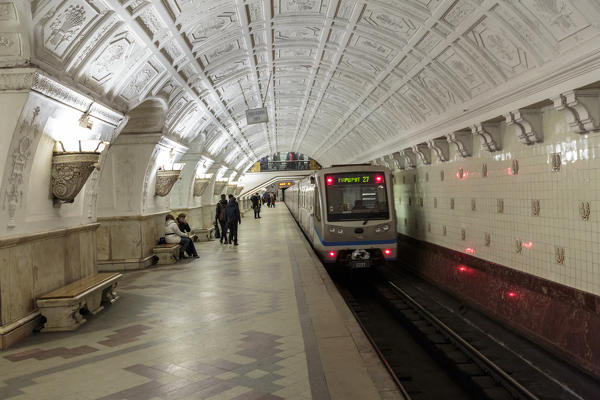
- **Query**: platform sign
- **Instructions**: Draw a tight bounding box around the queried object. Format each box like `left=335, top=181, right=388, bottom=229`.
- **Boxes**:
left=246, top=108, right=268, bottom=125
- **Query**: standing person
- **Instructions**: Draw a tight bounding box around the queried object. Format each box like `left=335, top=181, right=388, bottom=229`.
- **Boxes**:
left=250, top=192, right=261, bottom=219
left=164, top=214, right=198, bottom=258
left=270, top=193, right=276, bottom=208
left=216, top=194, right=228, bottom=244
left=225, top=194, right=241, bottom=245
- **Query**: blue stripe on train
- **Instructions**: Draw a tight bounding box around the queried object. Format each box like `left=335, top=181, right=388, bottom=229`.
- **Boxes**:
left=314, top=225, right=397, bottom=247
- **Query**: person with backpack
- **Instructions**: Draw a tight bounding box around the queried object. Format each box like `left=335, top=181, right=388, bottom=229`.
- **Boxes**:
left=225, top=194, right=241, bottom=245
left=216, top=194, right=228, bottom=244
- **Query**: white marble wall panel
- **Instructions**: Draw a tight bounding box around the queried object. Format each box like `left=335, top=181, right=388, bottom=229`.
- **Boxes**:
left=0, top=224, right=97, bottom=329
left=394, top=104, right=600, bottom=296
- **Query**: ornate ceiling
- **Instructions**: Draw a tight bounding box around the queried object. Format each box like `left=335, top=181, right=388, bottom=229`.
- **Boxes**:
left=17, top=0, right=600, bottom=168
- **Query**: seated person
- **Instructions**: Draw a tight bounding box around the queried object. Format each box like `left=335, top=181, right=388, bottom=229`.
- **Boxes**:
left=165, top=214, right=199, bottom=259
left=177, top=213, right=198, bottom=241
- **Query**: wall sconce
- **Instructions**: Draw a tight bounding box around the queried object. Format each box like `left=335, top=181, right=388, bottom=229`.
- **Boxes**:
left=213, top=180, right=228, bottom=196
left=234, top=185, right=243, bottom=197
left=193, top=177, right=211, bottom=197
left=51, top=140, right=108, bottom=207
left=155, top=162, right=185, bottom=197
left=225, top=183, right=238, bottom=196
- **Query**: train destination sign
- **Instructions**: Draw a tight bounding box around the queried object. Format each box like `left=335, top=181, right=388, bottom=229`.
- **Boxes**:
left=325, top=173, right=384, bottom=186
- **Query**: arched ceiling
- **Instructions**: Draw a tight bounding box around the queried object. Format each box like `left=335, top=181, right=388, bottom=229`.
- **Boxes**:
left=21, top=0, right=600, bottom=167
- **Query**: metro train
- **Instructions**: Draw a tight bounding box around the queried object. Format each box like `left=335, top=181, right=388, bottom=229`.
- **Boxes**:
left=285, top=164, right=397, bottom=269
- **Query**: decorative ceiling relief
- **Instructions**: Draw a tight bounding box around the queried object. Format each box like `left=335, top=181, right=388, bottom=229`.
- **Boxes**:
left=120, top=61, right=161, bottom=101
left=438, top=49, right=486, bottom=95
left=278, top=0, right=324, bottom=14
left=360, top=7, right=419, bottom=40
left=443, top=0, right=477, bottom=27
left=521, top=0, right=590, bottom=43
left=83, top=33, right=137, bottom=87
left=16, top=0, right=600, bottom=168
left=39, top=1, right=104, bottom=60
left=470, top=19, right=529, bottom=76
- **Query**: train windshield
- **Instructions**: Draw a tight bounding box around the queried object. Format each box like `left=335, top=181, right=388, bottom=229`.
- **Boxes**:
left=324, top=172, right=389, bottom=222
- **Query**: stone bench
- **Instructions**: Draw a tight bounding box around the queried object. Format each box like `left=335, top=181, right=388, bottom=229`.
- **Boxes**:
left=191, top=226, right=215, bottom=242
left=36, top=273, right=122, bottom=332
left=153, top=243, right=181, bottom=264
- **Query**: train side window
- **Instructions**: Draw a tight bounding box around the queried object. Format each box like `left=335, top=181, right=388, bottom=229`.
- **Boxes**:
left=314, top=190, right=321, bottom=221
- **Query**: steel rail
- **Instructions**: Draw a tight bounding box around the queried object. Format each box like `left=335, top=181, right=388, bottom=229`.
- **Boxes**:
left=338, top=285, right=412, bottom=400
left=388, top=281, right=540, bottom=400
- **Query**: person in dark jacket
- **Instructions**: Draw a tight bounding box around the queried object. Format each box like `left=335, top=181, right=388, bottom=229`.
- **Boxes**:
left=216, top=194, right=228, bottom=244
left=250, top=192, right=261, bottom=219
left=225, top=194, right=241, bottom=245
left=177, top=213, right=198, bottom=243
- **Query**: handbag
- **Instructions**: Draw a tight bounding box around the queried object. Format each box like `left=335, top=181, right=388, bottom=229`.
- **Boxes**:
left=214, top=223, right=220, bottom=239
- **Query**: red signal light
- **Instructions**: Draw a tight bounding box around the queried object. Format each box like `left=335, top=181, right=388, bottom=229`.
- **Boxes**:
left=326, top=177, right=334, bottom=185
left=328, top=251, right=336, bottom=258
left=383, top=249, right=392, bottom=256
left=375, top=175, right=384, bottom=184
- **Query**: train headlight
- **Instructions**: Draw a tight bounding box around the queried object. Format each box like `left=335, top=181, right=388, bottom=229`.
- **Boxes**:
left=376, top=224, right=390, bottom=233
left=329, top=227, right=336, bottom=233
left=337, top=228, right=344, bottom=234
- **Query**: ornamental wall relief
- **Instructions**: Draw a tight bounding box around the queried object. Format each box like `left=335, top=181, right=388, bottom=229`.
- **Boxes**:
left=579, top=201, right=591, bottom=221
left=555, top=246, right=565, bottom=265
left=531, top=199, right=540, bottom=216
left=515, top=239, right=523, bottom=254
left=0, top=2, right=17, bottom=20
left=1, top=106, right=42, bottom=228
left=0, top=33, right=20, bottom=56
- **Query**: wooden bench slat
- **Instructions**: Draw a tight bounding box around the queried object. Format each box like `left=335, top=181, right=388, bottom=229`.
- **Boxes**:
left=38, top=273, right=120, bottom=300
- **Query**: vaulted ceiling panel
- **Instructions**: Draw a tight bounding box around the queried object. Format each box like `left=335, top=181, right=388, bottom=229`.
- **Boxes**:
left=20, top=0, right=600, bottom=170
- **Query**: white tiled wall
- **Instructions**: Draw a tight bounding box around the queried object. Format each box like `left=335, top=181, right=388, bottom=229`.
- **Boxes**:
left=393, top=104, right=600, bottom=296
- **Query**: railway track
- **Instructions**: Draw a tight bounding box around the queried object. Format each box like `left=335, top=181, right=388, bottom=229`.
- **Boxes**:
left=336, top=272, right=540, bottom=400
left=380, top=280, right=538, bottom=400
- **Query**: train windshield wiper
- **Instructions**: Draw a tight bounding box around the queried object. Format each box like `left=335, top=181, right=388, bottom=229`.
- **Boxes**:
left=362, top=217, right=369, bottom=225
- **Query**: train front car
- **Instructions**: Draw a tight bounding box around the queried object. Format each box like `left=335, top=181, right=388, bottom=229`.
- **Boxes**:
left=314, top=165, right=397, bottom=269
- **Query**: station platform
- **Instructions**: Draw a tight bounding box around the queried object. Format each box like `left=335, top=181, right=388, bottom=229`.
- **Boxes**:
left=0, top=206, right=403, bottom=400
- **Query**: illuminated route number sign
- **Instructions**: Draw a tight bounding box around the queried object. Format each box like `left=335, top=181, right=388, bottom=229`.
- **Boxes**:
left=325, top=173, right=384, bottom=186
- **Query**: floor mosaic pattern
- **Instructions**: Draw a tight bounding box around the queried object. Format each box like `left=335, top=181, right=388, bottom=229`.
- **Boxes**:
left=0, top=207, right=401, bottom=399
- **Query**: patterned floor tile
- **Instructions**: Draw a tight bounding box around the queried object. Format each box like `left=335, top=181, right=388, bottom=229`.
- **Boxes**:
left=0, top=207, right=392, bottom=399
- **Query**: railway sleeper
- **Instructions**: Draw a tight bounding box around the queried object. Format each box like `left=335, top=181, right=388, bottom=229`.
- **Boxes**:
left=379, top=287, right=521, bottom=399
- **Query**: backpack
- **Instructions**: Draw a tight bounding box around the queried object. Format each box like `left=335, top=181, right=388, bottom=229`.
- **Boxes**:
left=218, top=203, right=226, bottom=221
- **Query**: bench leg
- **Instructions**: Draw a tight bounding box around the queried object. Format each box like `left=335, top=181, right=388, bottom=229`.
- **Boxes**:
left=85, top=291, right=104, bottom=315
left=40, top=303, right=86, bottom=332
left=103, top=283, right=120, bottom=304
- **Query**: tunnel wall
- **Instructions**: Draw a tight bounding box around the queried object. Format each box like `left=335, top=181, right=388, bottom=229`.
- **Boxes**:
left=392, top=102, right=600, bottom=377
